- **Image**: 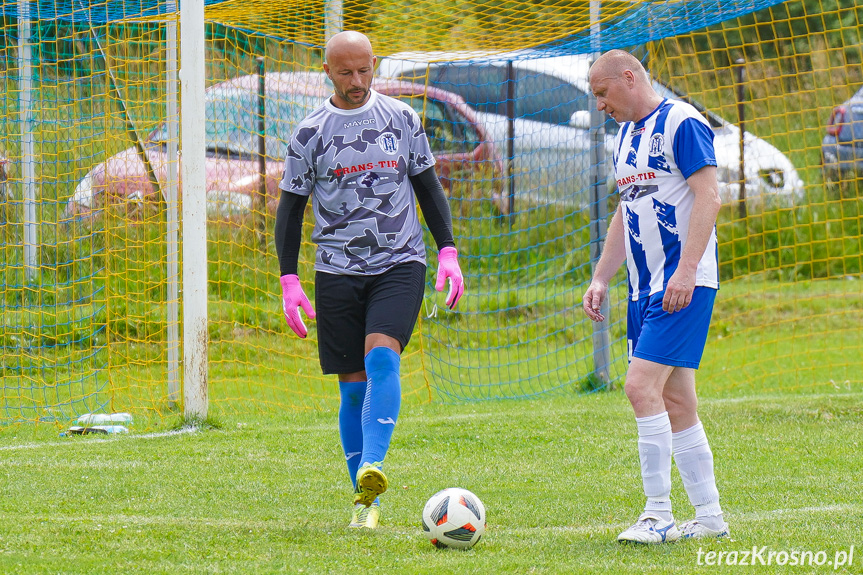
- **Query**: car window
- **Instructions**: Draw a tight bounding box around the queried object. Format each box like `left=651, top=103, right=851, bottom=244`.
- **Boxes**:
left=150, top=87, right=323, bottom=159
left=267, top=95, right=325, bottom=156
left=652, top=81, right=723, bottom=129
left=202, top=87, right=262, bottom=156
left=841, top=106, right=863, bottom=143
left=411, top=63, right=600, bottom=130
left=208, top=87, right=322, bottom=158
left=440, top=101, right=481, bottom=153
left=425, top=64, right=508, bottom=116
left=395, top=95, right=480, bottom=155
left=515, top=70, right=590, bottom=126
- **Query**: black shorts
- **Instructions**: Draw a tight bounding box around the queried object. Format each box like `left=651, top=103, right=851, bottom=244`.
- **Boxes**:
left=315, top=261, right=426, bottom=375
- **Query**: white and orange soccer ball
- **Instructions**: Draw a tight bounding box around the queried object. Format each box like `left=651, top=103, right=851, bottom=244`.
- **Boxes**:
left=421, top=487, right=486, bottom=549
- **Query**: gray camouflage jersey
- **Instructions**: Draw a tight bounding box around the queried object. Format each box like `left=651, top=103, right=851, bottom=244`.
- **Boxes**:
left=279, top=90, right=435, bottom=276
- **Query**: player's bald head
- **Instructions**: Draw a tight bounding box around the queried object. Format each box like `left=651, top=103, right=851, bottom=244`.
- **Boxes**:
left=590, top=49, right=650, bottom=84
left=322, top=31, right=376, bottom=109
left=588, top=49, right=662, bottom=123
left=325, top=31, right=374, bottom=66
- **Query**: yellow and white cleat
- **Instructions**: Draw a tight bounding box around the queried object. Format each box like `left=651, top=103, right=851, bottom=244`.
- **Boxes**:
left=353, top=463, right=388, bottom=508
left=349, top=501, right=381, bottom=529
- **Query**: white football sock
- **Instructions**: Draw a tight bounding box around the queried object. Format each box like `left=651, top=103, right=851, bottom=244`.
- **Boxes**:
left=673, top=421, right=723, bottom=527
left=636, top=411, right=673, bottom=521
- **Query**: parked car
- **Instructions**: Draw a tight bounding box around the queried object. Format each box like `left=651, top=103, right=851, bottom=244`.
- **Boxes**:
left=65, top=71, right=501, bottom=221
left=822, top=85, right=863, bottom=181
left=377, top=50, right=805, bottom=209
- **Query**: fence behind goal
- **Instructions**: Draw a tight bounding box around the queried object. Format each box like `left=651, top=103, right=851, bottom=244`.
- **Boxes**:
left=0, top=0, right=860, bottom=427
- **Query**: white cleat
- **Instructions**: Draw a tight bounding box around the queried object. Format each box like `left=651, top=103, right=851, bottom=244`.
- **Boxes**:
left=678, top=519, right=730, bottom=540
left=617, top=513, right=680, bottom=544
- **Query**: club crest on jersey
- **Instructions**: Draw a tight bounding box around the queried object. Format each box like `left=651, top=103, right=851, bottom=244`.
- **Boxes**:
left=647, top=133, right=672, bottom=173
left=378, top=132, right=398, bottom=155
left=648, top=133, right=665, bottom=156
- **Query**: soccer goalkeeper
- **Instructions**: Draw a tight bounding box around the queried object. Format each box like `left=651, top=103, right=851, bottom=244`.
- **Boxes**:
left=582, top=50, right=728, bottom=543
left=274, top=31, right=464, bottom=530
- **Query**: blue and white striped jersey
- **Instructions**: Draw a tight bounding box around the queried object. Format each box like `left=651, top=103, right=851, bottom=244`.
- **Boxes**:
left=279, top=90, right=435, bottom=275
left=613, top=98, right=720, bottom=301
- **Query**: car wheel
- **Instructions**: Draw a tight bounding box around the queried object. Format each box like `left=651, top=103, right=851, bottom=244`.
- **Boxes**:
left=822, top=163, right=862, bottom=200
left=821, top=160, right=840, bottom=199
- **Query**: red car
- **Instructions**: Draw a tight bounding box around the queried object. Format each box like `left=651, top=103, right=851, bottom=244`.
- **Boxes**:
left=65, top=71, right=502, bottom=221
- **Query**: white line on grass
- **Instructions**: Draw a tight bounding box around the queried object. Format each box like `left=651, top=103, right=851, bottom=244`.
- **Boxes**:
left=176, top=389, right=863, bottom=434
left=1, top=503, right=858, bottom=534
left=504, top=503, right=863, bottom=535
left=0, top=426, right=199, bottom=451
left=4, top=390, right=859, bottom=447
left=701, top=390, right=861, bottom=405
left=310, top=389, right=862, bottom=428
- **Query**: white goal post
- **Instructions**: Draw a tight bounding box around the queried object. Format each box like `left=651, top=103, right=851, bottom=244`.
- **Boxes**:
left=180, top=0, right=208, bottom=420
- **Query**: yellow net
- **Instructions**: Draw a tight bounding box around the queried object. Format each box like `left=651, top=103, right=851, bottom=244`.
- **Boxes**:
left=1, top=0, right=860, bottom=428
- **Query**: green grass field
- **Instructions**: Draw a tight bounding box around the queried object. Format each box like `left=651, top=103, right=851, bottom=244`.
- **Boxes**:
left=1, top=388, right=861, bottom=574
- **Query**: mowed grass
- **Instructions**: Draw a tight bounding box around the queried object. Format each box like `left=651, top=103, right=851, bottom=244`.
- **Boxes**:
left=0, top=389, right=861, bottom=574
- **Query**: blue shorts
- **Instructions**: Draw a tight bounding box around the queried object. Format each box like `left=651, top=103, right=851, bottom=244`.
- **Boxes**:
left=626, top=286, right=717, bottom=369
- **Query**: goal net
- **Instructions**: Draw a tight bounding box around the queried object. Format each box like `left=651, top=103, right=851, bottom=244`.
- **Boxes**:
left=1, top=0, right=860, bottom=426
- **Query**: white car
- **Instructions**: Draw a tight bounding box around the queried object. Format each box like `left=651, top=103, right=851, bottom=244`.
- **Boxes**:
left=378, top=50, right=805, bottom=210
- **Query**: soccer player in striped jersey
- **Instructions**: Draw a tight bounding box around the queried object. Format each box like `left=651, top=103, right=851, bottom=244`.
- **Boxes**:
left=582, top=50, right=729, bottom=544
left=275, top=31, right=464, bottom=529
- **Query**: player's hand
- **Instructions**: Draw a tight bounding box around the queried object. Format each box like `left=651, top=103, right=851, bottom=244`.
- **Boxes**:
left=582, top=280, right=607, bottom=322
left=435, top=247, right=465, bottom=310
left=280, top=274, right=316, bottom=338
left=663, top=270, right=695, bottom=313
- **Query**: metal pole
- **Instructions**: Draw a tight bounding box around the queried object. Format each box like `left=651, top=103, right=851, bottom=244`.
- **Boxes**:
left=256, top=56, right=267, bottom=250
left=17, top=0, right=37, bottom=283
left=736, top=58, right=746, bottom=219
left=506, top=60, right=515, bottom=225
left=181, top=0, right=208, bottom=420
left=325, top=0, right=343, bottom=41
left=588, top=0, right=611, bottom=388
left=165, top=2, right=180, bottom=406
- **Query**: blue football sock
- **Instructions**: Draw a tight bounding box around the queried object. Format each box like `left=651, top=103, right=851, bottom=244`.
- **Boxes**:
left=338, top=380, right=366, bottom=489
left=360, top=346, right=402, bottom=468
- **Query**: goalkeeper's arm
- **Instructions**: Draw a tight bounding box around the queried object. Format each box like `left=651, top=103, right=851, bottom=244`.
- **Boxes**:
left=410, top=167, right=456, bottom=251
left=274, top=190, right=309, bottom=276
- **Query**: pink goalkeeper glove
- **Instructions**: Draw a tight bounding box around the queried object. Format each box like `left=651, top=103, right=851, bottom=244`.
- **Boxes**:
left=280, top=274, right=316, bottom=338
left=435, top=247, right=465, bottom=310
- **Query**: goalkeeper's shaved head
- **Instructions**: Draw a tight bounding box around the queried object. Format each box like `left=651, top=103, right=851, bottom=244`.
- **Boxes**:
left=325, top=31, right=374, bottom=66
left=322, top=30, right=376, bottom=109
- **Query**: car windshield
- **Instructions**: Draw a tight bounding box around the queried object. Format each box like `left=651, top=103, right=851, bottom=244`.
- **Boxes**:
left=393, top=94, right=480, bottom=154
left=150, top=86, right=325, bottom=158
left=651, top=81, right=723, bottom=129
left=412, top=63, right=593, bottom=125
left=841, top=106, right=863, bottom=142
